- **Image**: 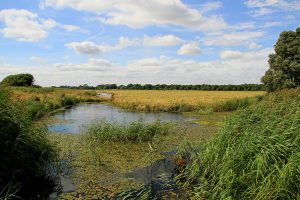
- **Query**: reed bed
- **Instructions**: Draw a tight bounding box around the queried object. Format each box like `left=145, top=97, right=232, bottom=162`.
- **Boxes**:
left=85, top=120, right=175, bottom=143
left=176, top=88, right=300, bottom=199
left=0, top=88, right=56, bottom=199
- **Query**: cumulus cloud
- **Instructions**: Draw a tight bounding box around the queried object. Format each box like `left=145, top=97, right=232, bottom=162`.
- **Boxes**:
left=177, top=42, right=201, bottom=55
left=204, top=31, right=264, bottom=47
left=41, top=0, right=227, bottom=31
left=0, top=9, right=48, bottom=42
left=0, top=9, right=80, bottom=42
left=143, top=35, right=184, bottom=46
left=66, top=37, right=138, bottom=55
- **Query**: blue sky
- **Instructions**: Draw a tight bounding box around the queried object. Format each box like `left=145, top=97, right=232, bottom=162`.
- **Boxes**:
left=0, top=0, right=299, bottom=86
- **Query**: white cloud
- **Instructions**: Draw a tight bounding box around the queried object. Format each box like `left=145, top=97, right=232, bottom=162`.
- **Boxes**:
left=41, top=0, right=227, bottom=31
left=204, top=31, right=264, bottom=46
left=245, top=0, right=300, bottom=17
left=143, top=35, right=184, bottom=46
left=220, top=50, right=244, bottom=60
left=66, top=41, right=102, bottom=55
left=55, top=58, right=118, bottom=71
left=0, top=9, right=80, bottom=42
left=252, top=7, right=275, bottom=16
left=201, top=1, right=222, bottom=13
left=60, top=24, right=80, bottom=31
left=66, top=37, right=138, bottom=55
left=0, top=9, right=48, bottom=42
left=220, top=48, right=272, bottom=60
left=0, top=48, right=273, bottom=86
left=177, top=42, right=201, bottom=55
left=30, top=56, right=45, bottom=63
left=248, top=42, right=262, bottom=49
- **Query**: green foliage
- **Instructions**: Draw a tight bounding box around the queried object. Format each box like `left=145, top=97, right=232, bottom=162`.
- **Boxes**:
left=1, top=74, right=34, bottom=87
left=177, top=88, right=300, bottom=199
left=60, top=94, right=79, bottom=107
left=262, top=27, right=300, bottom=91
left=86, top=120, right=174, bottom=143
left=211, top=97, right=258, bottom=112
left=0, top=88, right=56, bottom=199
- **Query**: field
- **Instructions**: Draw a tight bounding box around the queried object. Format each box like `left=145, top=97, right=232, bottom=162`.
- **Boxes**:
left=104, top=90, right=266, bottom=112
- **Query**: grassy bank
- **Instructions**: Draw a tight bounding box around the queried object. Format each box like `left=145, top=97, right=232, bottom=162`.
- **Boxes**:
left=10, top=87, right=107, bottom=119
left=176, top=88, right=300, bottom=199
left=0, top=88, right=56, bottom=199
left=108, top=90, right=265, bottom=112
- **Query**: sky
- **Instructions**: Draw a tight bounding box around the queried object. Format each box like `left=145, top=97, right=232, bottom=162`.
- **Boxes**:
left=0, top=0, right=299, bottom=86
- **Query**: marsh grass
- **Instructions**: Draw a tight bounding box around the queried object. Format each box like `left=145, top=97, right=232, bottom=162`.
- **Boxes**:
left=176, top=88, right=300, bottom=199
left=109, top=90, right=265, bottom=112
left=85, top=120, right=175, bottom=143
left=0, top=88, right=57, bottom=199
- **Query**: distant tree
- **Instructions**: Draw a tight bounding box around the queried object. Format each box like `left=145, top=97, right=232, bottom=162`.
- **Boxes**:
left=1, top=74, right=34, bottom=86
left=261, top=27, right=300, bottom=91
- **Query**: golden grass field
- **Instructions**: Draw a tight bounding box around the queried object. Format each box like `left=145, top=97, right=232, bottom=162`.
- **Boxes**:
left=105, top=90, right=266, bottom=112
left=10, top=87, right=266, bottom=112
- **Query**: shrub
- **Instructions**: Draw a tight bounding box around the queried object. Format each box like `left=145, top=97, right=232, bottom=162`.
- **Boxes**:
left=1, top=74, right=34, bottom=87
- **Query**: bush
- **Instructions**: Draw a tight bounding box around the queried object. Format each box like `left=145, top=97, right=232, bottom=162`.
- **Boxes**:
left=1, top=74, right=34, bottom=87
left=0, top=89, right=56, bottom=199
left=177, top=88, right=300, bottom=199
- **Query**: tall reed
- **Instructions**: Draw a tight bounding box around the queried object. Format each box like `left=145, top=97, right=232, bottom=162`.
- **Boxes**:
left=176, top=88, right=300, bottom=199
left=0, top=88, right=56, bottom=199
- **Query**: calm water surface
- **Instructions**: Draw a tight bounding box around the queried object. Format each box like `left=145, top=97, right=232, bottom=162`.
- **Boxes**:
left=48, top=103, right=195, bottom=134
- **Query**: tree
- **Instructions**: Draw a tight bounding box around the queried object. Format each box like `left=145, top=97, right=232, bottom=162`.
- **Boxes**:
left=261, top=27, right=300, bottom=91
left=1, top=74, right=34, bottom=86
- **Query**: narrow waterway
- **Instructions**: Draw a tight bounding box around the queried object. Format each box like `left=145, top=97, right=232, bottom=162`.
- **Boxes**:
left=48, top=103, right=196, bottom=134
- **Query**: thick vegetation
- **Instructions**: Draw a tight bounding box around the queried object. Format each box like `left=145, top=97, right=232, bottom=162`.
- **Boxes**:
left=86, top=120, right=174, bottom=143
left=262, top=27, right=300, bottom=91
left=1, top=74, right=34, bottom=87
left=177, top=88, right=300, bottom=199
left=0, top=88, right=56, bottom=199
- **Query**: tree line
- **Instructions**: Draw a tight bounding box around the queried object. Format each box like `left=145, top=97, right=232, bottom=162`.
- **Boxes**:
left=56, top=83, right=265, bottom=91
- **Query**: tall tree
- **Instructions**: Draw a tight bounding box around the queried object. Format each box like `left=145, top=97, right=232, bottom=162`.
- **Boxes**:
left=261, top=27, right=300, bottom=91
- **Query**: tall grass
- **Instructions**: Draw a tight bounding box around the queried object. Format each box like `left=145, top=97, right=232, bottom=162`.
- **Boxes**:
left=109, top=90, right=265, bottom=112
left=86, top=120, right=174, bottom=143
left=0, top=88, right=56, bottom=199
left=176, top=88, right=300, bottom=199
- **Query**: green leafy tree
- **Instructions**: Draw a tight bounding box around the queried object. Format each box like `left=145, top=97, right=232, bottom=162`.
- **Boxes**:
left=261, top=27, right=300, bottom=91
left=1, top=73, right=34, bottom=86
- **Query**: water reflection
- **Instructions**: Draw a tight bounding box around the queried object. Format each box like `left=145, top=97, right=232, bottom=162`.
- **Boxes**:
left=48, top=103, right=195, bottom=134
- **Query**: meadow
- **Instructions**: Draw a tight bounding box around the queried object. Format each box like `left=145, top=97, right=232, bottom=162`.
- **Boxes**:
left=104, top=90, right=266, bottom=112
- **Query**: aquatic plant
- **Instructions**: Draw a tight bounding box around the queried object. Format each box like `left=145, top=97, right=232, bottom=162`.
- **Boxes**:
left=0, top=88, right=56, bottom=199
left=176, top=88, right=300, bottom=199
left=86, top=120, right=174, bottom=143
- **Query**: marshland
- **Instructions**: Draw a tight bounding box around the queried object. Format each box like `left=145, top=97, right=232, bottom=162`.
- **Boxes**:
left=0, top=1, right=300, bottom=199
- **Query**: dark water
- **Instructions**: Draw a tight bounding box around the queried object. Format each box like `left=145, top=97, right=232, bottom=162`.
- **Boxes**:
left=48, top=103, right=195, bottom=134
